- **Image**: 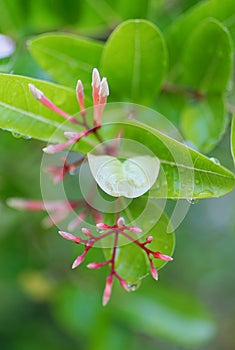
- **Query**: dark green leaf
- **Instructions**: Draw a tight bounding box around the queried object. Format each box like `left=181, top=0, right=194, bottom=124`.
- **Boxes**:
left=180, top=95, right=227, bottom=153
left=166, top=0, right=235, bottom=80
left=101, top=19, right=167, bottom=103
left=28, top=33, right=104, bottom=88
left=182, top=19, right=233, bottom=93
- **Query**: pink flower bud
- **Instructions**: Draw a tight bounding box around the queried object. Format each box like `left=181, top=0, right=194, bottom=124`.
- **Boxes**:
left=87, top=262, right=100, bottom=269
left=58, top=231, right=81, bottom=244
left=28, top=83, right=44, bottom=100
left=42, top=139, right=76, bottom=154
left=153, top=252, right=173, bottom=261
left=129, top=226, right=142, bottom=233
left=120, top=279, right=129, bottom=292
left=82, top=227, right=92, bottom=236
left=146, top=236, right=153, bottom=243
left=117, top=217, right=125, bottom=227
left=150, top=264, right=158, bottom=281
left=76, top=80, right=86, bottom=116
left=92, top=68, right=101, bottom=89
left=99, top=77, right=109, bottom=98
left=72, top=255, right=84, bottom=269
left=102, top=275, right=113, bottom=306
left=96, top=223, right=109, bottom=230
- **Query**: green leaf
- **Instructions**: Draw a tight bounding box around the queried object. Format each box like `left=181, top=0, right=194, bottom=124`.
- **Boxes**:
left=73, top=0, right=149, bottom=36
left=114, top=284, right=216, bottom=347
left=166, top=0, right=235, bottom=80
left=28, top=33, right=104, bottom=88
left=180, top=95, right=227, bottom=153
left=0, top=73, right=80, bottom=142
left=182, top=19, right=233, bottom=93
left=104, top=200, right=175, bottom=285
left=87, top=154, right=160, bottom=198
left=101, top=19, right=167, bottom=103
left=98, top=107, right=235, bottom=198
left=231, top=115, right=235, bottom=164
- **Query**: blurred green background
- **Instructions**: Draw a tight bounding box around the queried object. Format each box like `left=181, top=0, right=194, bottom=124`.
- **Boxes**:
left=0, top=1, right=235, bottom=349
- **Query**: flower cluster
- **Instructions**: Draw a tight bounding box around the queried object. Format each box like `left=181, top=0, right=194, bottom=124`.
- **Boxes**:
left=59, top=216, right=173, bottom=306
left=8, top=68, right=173, bottom=306
left=28, top=68, right=109, bottom=155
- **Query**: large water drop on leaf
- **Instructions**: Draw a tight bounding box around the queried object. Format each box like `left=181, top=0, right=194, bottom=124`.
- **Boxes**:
left=88, top=154, right=160, bottom=198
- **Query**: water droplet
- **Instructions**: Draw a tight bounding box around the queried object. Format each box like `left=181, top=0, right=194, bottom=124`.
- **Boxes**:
left=12, top=132, right=23, bottom=138
left=127, top=280, right=141, bottom=292
left=209, top=157, right=220, bottom=165
left=22, top=135, right=32, bottom=140
left=96, top=228, right=104, bottom=234
left=186, top=198, right=199, bottom=204
left=69, top=168, right=77, bottom=175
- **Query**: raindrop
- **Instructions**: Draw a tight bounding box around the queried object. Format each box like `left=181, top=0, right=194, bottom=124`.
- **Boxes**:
left=209, top=157, right=220, bottom=165
left=23, top=135, right=32, bottom=140
left=69, top=168, right=77, bottom=175
left=186, top=198, right=199, bottom=205
left=96, top=227, right=104, bottom=234
left=12, top=132, right=23, bottom=138
left=127, top=280, right=141, bottom=292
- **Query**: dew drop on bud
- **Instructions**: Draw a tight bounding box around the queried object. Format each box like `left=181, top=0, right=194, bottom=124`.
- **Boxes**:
left=127, top=280, right=141, bottom=292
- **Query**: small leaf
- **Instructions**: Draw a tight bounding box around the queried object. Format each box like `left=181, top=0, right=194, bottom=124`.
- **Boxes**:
left=101, top=19, right=167, bottom=103
left=182, top=19, right=233, bottom=93
left=166, top=0, right=235, bottom=79
left=28, top=33, right=104, bottom=88
left=0, top=73, right=80, bottom=142
left=231, top=114, right=235, bottom=164
left=180, top=95, right=227, bottom=153
left=98, top=108, right=235, bottom=199
left=88, top=154, right=160, bottom=198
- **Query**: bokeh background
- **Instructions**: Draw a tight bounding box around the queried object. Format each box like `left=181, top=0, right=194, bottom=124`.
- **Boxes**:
left=0, top=1, right=235, bottom=349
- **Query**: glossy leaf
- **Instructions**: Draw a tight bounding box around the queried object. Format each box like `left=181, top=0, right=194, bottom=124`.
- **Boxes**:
left=0, top=73, right=80, bottom=142
left=231, top=115, right=235, bottom=164
left=87, top=154, right=160, bottom=198
left=180, top=95, right=227, bottom=153
left=115, top=284, right=216, bottom=347
left=182, top=19, right=233, bottom=93
left=0, top=81, right=234, bottom=199
left=104, top=200, right=175, bottom=285
left=98, top=110, right=235, bottom=199
left=28, top=33, right=104, bottom=88
left=166, top=0, right=235, bottom=79
left=101, top=19, right=167, bottom=103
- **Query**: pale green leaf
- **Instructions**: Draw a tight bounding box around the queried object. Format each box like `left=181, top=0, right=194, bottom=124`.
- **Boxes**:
left=101, top=19, right=167, bottom=103
left=88, top=154, right=160, bottom=198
